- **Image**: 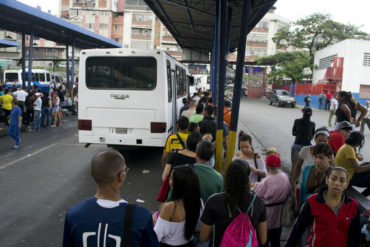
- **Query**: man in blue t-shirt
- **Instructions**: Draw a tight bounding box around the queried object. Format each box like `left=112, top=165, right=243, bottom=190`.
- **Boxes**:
left=63, top=150, right=159, bottom=247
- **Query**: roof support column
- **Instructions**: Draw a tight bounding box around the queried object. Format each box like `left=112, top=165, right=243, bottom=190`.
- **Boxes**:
left=71, top=42, right=75, bottom=91
left=27, top=32, right=34, bottom=90
left=66, top=45, right=69, bottom=90
left=225, top=0, right=251, bottom=172
left=210, top=0, right=219, bottom=105
left=21, top=33, right=26, bottom=88
left=225, top=7, right=232, bottom=54
left=215, top=0, right=228, bottom=173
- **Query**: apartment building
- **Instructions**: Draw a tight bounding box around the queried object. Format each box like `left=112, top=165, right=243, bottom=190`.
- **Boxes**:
left=228, top=7, right=290, bottom=62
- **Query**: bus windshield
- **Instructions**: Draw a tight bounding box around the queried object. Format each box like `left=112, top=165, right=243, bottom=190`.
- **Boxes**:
left=86, top=57, right=157, bottom=90
left=5, top=73, right=18, bottom=82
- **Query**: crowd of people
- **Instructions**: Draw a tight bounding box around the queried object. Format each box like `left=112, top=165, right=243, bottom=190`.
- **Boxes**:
left=62, top=89, right=369, bottom=247
left=0, top=84, right=78, bottom=149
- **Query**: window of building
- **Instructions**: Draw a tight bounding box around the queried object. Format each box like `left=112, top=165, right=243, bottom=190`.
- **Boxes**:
left=115, top=25, right=120, bottom=31
left=99, top=24, right=108, bottom=29
left=319, top=54, right=337, bottom=70
left=363, top=53, right=370, bottom=66
left=131, top=28, right=151, bottom=36
left=256, top=21, right=269, bottom=29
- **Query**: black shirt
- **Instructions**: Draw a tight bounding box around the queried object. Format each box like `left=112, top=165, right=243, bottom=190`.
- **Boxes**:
left=167, top=152, right=196, bottom=169
left=199, top=116, right=217, bottom=142
left=336, top=101, right=355, bottom=122
left=292, top=118, right=315, bottom=145
left=201, top=192, right=266, bottom=247
left=304, top=96, right=311, bottom=106
left=41, top=95, right=49, bottom=107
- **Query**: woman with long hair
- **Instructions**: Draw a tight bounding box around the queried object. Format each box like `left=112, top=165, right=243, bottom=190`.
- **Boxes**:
left=155, top=165, right=201, bottom=247
left=286, top=167, right=361, bottom=247
left=335, top=131, right=370, bottom=196
left=290, top=127, right=331, bottom=196
left=299, top=143, right=333, bottom=207
left=234, top=131, right=267, bottom=184
left=291, top=107, right=316, bottom=174
left=200, top=159, right=267, bottom=246
left=336, top=91, right=367, bottom=129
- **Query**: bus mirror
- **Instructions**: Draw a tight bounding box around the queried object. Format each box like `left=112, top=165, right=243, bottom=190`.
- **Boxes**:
left=188, top=76, right=194, bottom=86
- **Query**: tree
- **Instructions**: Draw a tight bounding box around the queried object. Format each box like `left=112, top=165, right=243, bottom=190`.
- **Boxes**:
left=273, top=13, right=369, bottom=65
left=255, top=51, right=311, bottom=85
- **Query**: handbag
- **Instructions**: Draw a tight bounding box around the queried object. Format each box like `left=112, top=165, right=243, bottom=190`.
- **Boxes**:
left=156, top=175, right=170, bottom=202
left=253, top=153, right=261, bottom=182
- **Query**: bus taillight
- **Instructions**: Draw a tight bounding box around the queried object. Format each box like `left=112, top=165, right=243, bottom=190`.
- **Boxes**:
left=151, top=122, right=166, bottom=133
left=78, top=119, right=92, bottom=131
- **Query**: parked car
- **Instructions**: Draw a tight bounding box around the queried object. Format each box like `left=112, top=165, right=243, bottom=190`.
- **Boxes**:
left=268, top=89, right=296, bottom=107
left=225, top=84, right=248, bottom=99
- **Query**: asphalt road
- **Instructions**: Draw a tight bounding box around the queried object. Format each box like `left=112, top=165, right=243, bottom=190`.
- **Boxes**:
left=0, top=116, right=163, bottom=246
left=0, top=98, right=369, bottom=246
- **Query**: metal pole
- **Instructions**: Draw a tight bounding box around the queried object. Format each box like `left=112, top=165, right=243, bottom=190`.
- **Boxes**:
left=28, top=33, right=34, bottom=90
left=225, top=7, right=232, bottom=55
left=71, top=42, right=75, bottom=91
left=21, top=33, right=26, bottom=88
left=66, top=45, right=69, bottom=90
left=215, top=0, right=227, bottom=173
left=225, top=0, right=251, bottom=172
left=210, top=0, right=219, bottom=105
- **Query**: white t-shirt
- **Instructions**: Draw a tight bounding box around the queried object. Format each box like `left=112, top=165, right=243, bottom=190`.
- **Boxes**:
left=54, top=96, right=60, bottom=106
left=13, top=90, right=28, bottom=102
left=330, top=98, right=338, bottom=111
left=33, top=97, right=42, bottom=111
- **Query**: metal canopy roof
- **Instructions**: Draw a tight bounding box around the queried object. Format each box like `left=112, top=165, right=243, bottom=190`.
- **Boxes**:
left=0, top=39, right=19, bottom=48
left=0, top=0, right=121, bottom=49
left=144, top=0, right=276, bottom=53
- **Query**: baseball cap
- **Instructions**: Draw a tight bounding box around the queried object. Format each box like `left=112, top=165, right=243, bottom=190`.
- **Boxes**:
left=338, top=121, right=353, bottom=130
left=35, top=92, right=41, bottom=96
left=265, top=154, right=281, bottom=168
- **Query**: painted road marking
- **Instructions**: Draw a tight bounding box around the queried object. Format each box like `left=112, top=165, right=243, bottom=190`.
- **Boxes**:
left=0, top=143, right=57, bottom=171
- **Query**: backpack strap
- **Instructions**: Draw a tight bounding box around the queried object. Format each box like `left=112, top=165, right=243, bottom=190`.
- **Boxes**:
left=247, top=194, right=257, bottom=213
left=253, top=153, right=258, bottom=170
left=124, top=204, right=135, bottom=247
left=235, top=193, right=256, bottom=214
left=176, top=133, right=186, bottom=149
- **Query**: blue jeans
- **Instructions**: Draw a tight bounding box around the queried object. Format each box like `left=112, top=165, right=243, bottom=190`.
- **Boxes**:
left=291, top=143, right=304, bottom=173
left=41, top=106, right=50, bottom=127
left=8, top=124, right=20, bottom=145
left=32, top=110, right=41, bottom=130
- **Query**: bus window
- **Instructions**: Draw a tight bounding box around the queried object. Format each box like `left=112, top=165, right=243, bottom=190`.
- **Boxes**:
left=86, top=57, right=157, bottom=90
left=176, top=66, right=187, bottom=98
left=5, top=73, right=18, bottom=82
left=46, top=73, right=51, bottom=82
left=39, top=73, right=45, bottom=82
left=167, top=60, right=172, bottom=102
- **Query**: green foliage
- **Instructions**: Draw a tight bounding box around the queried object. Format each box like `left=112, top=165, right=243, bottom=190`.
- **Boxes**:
left=255, top=51, right=311, bottom=84
left=273, top=13, right=369, bottom=63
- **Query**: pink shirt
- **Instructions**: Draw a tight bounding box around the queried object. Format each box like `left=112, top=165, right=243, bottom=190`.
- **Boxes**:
left=254, top=171, right=290, bottom=229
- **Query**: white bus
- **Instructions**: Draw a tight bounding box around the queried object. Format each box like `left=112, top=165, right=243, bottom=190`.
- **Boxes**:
left=78, top=49, right=192, bottom=148
left=3, top=69, right=51, bottom=91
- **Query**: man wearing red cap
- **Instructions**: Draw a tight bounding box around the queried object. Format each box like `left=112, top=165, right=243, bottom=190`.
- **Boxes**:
left=254, top=154, right=290, bottom=247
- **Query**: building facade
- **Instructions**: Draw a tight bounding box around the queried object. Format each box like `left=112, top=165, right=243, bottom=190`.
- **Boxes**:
left=313, top=39, right=370, bottom=99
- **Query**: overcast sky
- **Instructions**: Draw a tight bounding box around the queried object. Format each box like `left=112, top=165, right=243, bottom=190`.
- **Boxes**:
left=18, top=0, right=370, bottom=33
